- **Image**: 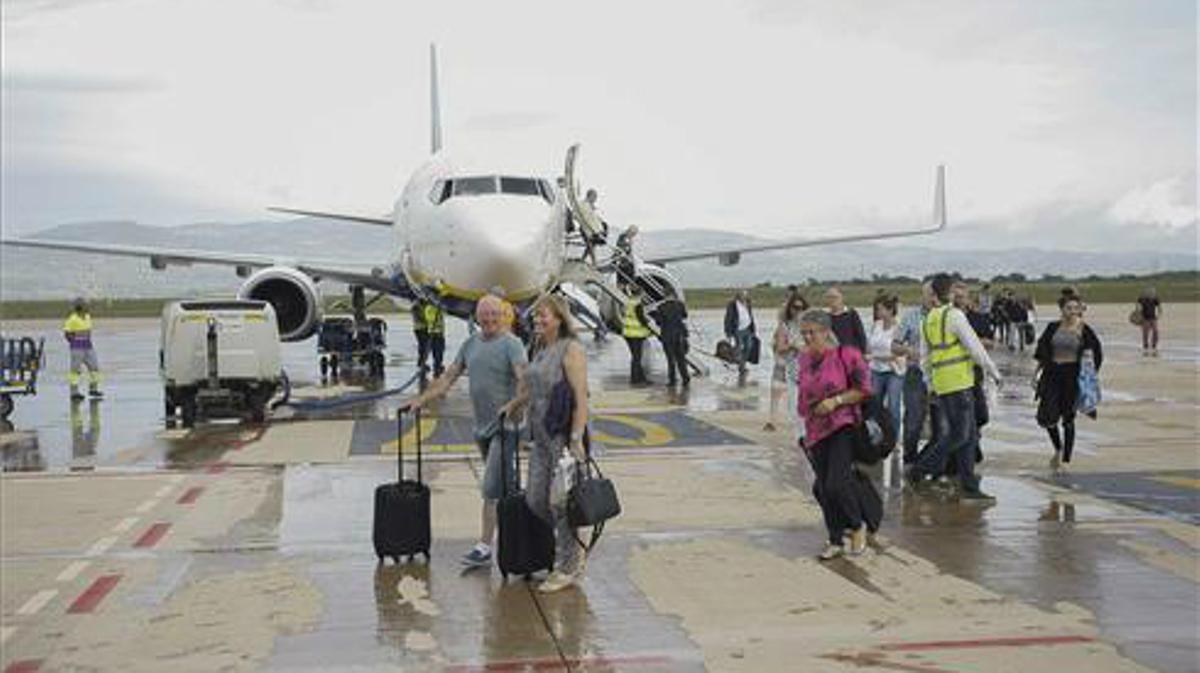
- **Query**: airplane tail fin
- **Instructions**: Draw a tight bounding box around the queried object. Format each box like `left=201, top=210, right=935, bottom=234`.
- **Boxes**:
left=430, top=43, right=443, bottom=154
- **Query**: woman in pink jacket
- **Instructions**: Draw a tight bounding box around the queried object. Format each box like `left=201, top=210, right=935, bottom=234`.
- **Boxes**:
left=796, top=310, right=874, bottom=560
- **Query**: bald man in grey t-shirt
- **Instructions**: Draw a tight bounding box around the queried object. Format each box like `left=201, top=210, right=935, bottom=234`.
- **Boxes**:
left=403, top=295, right=527, bottom=568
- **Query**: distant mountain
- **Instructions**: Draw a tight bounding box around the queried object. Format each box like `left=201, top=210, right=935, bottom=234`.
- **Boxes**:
left=1, top=219, right=1194, bottom=300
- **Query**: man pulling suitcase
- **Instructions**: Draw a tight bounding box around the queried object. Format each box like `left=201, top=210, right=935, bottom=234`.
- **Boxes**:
left=400, top=294, right=527, bottom=568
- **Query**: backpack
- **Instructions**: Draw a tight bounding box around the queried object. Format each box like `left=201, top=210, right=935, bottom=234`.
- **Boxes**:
left=833, top=347, right=897, bottom=463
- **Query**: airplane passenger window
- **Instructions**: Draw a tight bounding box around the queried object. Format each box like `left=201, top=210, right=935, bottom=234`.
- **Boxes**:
left=451, top=176, right=498, bottom=196
left=499, top=177, right=541, bottom=197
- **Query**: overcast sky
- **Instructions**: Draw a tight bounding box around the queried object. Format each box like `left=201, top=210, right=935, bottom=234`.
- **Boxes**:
left=2, top=0, right=1196, bottom=253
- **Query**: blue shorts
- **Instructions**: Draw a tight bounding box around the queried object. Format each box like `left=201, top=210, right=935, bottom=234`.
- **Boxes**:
left=476, top=426, right=519, bottom=501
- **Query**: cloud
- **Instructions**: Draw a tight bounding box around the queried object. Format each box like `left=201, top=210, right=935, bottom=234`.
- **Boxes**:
left=1109, top=176, right=1198, bottom=230
left=461, top=111, right=557, bottom=134
left=1, top=72, right=164, bottom=94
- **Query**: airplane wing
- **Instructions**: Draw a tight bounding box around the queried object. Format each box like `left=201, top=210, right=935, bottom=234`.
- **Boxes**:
left=267, top=207, right=393, bottom=227
left=0, top=237, right=398, bottom=293
left=646, top=165, right=947, bottom=266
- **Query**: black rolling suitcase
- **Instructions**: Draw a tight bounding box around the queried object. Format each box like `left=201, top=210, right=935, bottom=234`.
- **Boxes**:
left=373, top=407, right=431, bottom=563
left=495, top=414, right=555, bottom=580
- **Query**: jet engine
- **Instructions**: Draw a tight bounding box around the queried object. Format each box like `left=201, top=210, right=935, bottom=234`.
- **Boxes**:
left=237, top=266, right=322, bottom=341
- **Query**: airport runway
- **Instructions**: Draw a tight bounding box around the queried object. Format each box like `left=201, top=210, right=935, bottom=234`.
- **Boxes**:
left=1, top=305, right=1197, bottom=672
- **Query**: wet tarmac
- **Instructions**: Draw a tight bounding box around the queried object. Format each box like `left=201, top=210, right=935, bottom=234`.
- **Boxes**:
left=1, top=305, right=1197, bottom=672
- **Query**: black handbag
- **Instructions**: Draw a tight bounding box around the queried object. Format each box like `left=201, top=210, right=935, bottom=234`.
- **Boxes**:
left=567, top=457, right=621, bottom=527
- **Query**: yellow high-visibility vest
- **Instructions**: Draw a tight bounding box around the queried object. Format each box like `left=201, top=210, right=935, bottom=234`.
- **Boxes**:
left=623, top=299, right=651, bottom=339
left=422, top=304, right=445, bottom=335
left=923, top=305, right=974, bottom=395
left=64, top=312, right=94, bottom=348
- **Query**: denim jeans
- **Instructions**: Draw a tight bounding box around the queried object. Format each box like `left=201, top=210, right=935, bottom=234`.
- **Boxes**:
left=915, top=388, right=980, bottom=492
left=901, top=365, right=927, bottom=462
left=735, top=328, right=755, bottom=372
left=871, top=369, right=903, bottom=437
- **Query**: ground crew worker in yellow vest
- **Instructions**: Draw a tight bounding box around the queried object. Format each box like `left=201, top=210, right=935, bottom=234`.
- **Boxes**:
left=412, top=298, right=446, bottom=378
left=907, top=273, right=1002, bottom=501
left=622, top=286, right=652, bottom=385
left=63, top=297, right=103, bottom=401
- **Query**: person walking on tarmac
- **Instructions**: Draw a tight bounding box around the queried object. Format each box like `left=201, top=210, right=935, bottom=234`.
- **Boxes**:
left=1035, top=290, right=1103, bottom=471
left=401, top=295, right=527, bottom=569
left=907, top=273, right=1003, bottom=502
left=623, top=286, right=652, bottom=385
left=650, top=294, right=690, bottom=387
left=412, top=298, right=446, bottom=378
left=63, top=297, right=102, bottom=401
left=724, top=290, right=757, bottom=376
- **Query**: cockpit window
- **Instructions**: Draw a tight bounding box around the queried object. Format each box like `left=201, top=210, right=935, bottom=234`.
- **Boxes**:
left=537, top=179, right=555, bottom=205
left=499, top=177, right=541, bottom=196
left=452, top=176, right=498, bottom=196
left=429, top=179, right=451, bottom=205
left=432, top=175, right=554, bottom=205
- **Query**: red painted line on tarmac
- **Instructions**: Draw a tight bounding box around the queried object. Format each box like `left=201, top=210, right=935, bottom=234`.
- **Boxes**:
left=66, top=574, right=121, bottom=614
left=176, top=486, right=204, bottom=504
left=4, top=661, right=42, bottom=673
left=878, top=634, right=1095, bottom=652
left=133, top=523, right=171, bottom=548
left=206, top=462, right=229, bottom=474
left=446, top=654, right=673, bottom=672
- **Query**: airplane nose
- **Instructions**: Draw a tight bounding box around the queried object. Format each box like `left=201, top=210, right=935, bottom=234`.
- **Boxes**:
left=439, top=198, right=560, bottom=295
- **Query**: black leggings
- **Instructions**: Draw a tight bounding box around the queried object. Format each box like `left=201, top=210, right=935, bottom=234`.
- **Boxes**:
left=809, top=427, right=863, bottom=545
left=1047, top=421, right=1076, bottom=462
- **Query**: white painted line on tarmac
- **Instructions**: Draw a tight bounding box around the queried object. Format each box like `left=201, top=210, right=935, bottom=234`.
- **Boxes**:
left=17, top=589, right=58, bottom=615
left=134, top=498, right=160, bottom=513
left=153, top=485, right=174, bottom=498
left=56, top=560, right=91, bottom=583
left=112, top=517, right=140, bottom=533
left=85, top=536, right=118, bottom=557
left=1, top=625, right=16, bottom=644
left=167, top=474, right=185, bottom=484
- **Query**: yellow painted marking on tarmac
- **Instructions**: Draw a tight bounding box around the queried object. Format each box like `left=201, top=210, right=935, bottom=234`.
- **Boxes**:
left=379, top=417, right=473, bottom=454
left=134, top=498, right=159, bottom=514
left=591, top=414, right=675, bottom=448
left=153, top=485, right=174, bottom=498
left=1, top=625, right=15, bottom=645
left=17, top=589, right=58, bottom=615
left=1150, top=475, right=1200, bottom=489
left=56, top=560, right=91, bottom=583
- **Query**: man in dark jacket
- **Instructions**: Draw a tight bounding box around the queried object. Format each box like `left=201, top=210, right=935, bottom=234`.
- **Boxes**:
left=824, top=287, right=866, bottom=353
left=651, top=296, right=690, bottom=386
left=723, top=290, right=756, bottom=375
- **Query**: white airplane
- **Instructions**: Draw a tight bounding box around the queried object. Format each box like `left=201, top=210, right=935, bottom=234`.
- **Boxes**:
left=1, top=44, right=947, bottom=344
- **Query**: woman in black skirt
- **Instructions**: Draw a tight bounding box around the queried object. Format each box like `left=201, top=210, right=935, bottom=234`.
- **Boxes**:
left=1034, top=291, right=1102, bottom=471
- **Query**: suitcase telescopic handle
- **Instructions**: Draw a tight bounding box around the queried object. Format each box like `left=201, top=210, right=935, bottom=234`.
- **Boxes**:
left=498, top=411, right=519, bottom=493
left=397, top=407, right=424, bottom=485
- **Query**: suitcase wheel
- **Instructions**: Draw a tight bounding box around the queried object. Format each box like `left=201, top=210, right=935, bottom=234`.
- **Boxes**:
left=391, top=556, right=401, bottom=564
left=501, top=572, right=508, bottom=581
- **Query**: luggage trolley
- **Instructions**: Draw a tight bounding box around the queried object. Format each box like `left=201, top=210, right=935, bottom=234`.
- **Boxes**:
left=0, top=336, right=46, bottom=420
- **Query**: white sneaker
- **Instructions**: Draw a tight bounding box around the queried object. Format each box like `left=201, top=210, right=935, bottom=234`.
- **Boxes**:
left=818, top=543, right=844, bottom=561
left=538, top=570, right=576, bottom=593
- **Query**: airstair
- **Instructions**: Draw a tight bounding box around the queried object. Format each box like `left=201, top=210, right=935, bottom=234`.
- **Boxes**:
left=559, top=145, right=709, bottom=378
